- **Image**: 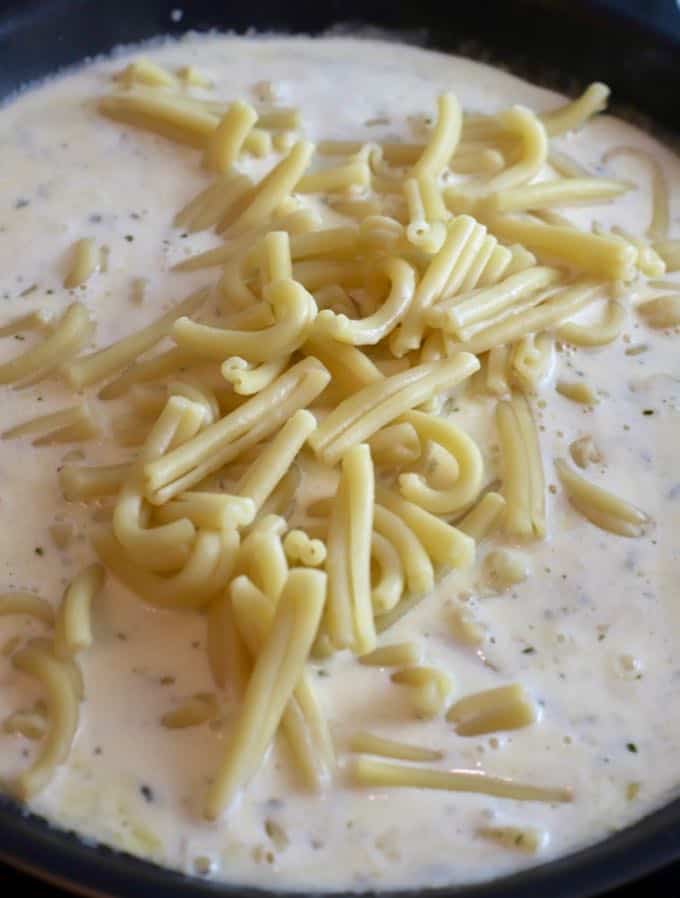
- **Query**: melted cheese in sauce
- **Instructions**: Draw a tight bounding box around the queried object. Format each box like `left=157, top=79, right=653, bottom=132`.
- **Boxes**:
left=0, top=34, right=679, bottom=892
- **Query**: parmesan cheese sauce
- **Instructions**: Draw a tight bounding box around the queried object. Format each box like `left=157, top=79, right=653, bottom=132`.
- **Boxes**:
left=1, top=34, right=679, bottom=892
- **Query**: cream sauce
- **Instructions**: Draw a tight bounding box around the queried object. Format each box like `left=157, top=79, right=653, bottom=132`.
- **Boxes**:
left=0, top=34, right=679, bottom=892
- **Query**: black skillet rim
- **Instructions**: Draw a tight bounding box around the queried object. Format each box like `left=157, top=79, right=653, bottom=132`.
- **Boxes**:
left=1, top=0, right=679, bottom=895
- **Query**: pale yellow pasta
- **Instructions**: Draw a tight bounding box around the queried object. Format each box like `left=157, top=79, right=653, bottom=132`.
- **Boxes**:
left=484, top=548, right=530, bottom=589
left=373, top=504, right=434, bottom=596
left=349, top=731, right=442, bottom=762
left=302, top=335, right=383, bottom=396
left=314, top=257, right=416, bottom=346
left=10, top=645, right=80, bottom=800
left=352, top=756, right=571, bottom=803
left=177, top=65, right=212, bottom=87
left=464, top=106, right=547, bottom=197
left=64, top=237, right=99, bottom=288
left=556, top=300, right=625, bottom=346
left=452, top=147, right=506, bottom=175
left=143, top=359, right=329, bottom=504
left=486, top=345, right=511, bottom=396
left=174, top=279, right=316, bottom=364
left=97, top=346, right=199, bottom=400
left=457, top=491, right=507, bottom=542
left=428, top=267, right=561, bottom=338
left=161, top=693, right=219, bottom=728
left=368, top=422, right=421, bottom=467
left=260, top=229, right=293, bottom=287
left=0, top=302, right=93, bottom=386
left=154, top=492, right=255, bottom=530
left=397, top=410, right=483, bottom=516
left=115, top=58, right=177, bottom=88
left=206, top=591, right=251, bottom=697
left=637, top=294, right=680, bottom=328
left=256, top=107, right=301, bottom=130
left=448, top=603, right=485, bottom=647
left=223, top=140, right=315, bottom=236
left=283, top=530, right=327, bottom=567
left=234, top=518, right=289, bottom=602
left=242, top=128, right=272, bottom=157
left=175, top=172, right=254, bottom=233
left=53, top=564, right=105, bottom=659
left=204, top=568, right=326, bottom=819
left=369, top=531, right=404, bottom=614
left=0, top=592, right=54, bottom=625
left=549, top=148, right=593, bottom=179
left=446, top=683, right=536, bottom=736
left=391, top=215, right=481, bottom=355
left=495, top=393, right=545, bottom=540
left=64, top=288, right=207, bottom=390
left=2, top=401, right=100, bottom=444
left=450, top=281, right=600, bottom=356
left=479, top=214, right=636, bottom=281
left=540, top=82, right=610, bottom=136
left=309, top=355, right=479, bottom=467
left=555, top=458, right=649, bottom=537
left=392, top=665, right=453, bottom=717
left=478, top=826, right=544, bottom=853
left=297, top=160, right=370, bottom=193
left=556, top=380, right=598, bottom=404
left=99, top=88, right=219, bottom=148
left=236, top=410, right=316, bottom=513
left=94, top=526, right=239, bottom=611
left=376, top=484, right=475, bottom=570
left=3, top=709, right=47, bottom=741
left=485, top=177, right=627, bottom=214
left=203, top=100, right=257, bottom=171
left=412, top=93, right=462, bottom=179
left=59, top=462, right=130, bottom=501
left=359, top=642, right=421, bottom=667
left=510, top=333, right=555, bottom=392
left=0, top=310, right=52, bottom=338
left=325, top=444, right=376, bottom=655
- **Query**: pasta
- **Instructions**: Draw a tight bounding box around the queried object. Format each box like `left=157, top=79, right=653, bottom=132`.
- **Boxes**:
left=349, top=731, right=442, bottom=762
left=359, top=642, right=421, bottom=667
left=555, top=458, right=649, bottom=537
left=446, top=683, right=537, bottom=736
left=53, top=564, right=105, bottom=659
left=64, top=237, right=99, bottom=288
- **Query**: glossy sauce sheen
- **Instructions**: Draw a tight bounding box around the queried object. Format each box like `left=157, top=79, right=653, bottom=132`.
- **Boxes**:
left=0, top=35, right=679, bottom=891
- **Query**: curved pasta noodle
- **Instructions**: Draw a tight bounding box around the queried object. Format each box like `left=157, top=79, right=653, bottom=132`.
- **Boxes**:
left=0, top=302, right=93, bottom=386
left=53, top=564, right=105, bottom=659
left=397, top=410, right=483, bottom=516
left=313, top=257, right=416, bottom=346
left=373, top=504, right=434, bottom=596
left=412, top=92, right=462, bottom=179
left=446, top=683, right=536, bottom=736
left=283, top=530, right=327, bottom=568
left=175, top=172, right=253, bottom=234
left=370, top=531, right=404, bottom=614
left=308, top=355, right=479, bottom=467
left=404, top=177, right=448, bottom=255
left=555, top=458, right=649, bottom=537
left=368, top=422, right=421, bottom=467
left=204, top=568, right=326, bottom=819
left=603, top=146, right=669, bottom=241
left=64, top=288, right=208, bottom=390
left=510, top=333, right=555, bottom=391
left=174, top=278, right=316, bottom=364
left=556, top=300, right=625, bottom=346
left=10, top=645, right=80, bottom=799
left=495, top=393, right=545, bottom=539
left=540, top=82, right=610, bottom=136
left=154, top=492, right=255, bottom=530
left=302, top=335, right=382, bottom=397
left=234, top=519, right=288, bottom=602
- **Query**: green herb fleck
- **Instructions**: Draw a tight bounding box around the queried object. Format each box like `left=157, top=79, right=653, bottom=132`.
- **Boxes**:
left=34, top=546, right=44, bottom=556
left=627, top=742, right=638, bottom=754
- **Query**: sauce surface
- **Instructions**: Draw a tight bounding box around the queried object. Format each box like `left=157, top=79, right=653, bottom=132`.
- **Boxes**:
left=0, top=34, right=679, bottom=892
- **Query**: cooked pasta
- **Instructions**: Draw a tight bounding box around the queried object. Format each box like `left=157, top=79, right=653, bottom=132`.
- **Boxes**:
left=446, top=683, right=536, bottom=736
left=495, top=393, right=545, bottom=539
left=555, top=458, right=649, bottom=537
left=349, top=731, right=442, bottom=762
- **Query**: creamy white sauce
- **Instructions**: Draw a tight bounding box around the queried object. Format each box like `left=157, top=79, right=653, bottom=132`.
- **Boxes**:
left=0, top=34, right=679, bottom=892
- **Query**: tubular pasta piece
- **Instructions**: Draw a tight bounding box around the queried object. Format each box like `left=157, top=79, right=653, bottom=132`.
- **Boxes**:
left=283, top=530, right=327, bottom=568
left=540, top=82, right=610, bottom=136
left=368, top=422, right=421, bottom=468
left=64, top=288, right=208, bottom=390
left=308, top=355, right=479, bottom=467
left=99, top=88, right=218, bottom=148
left=510, top=333, right=555, bottom=392
left=64, top=238, right=99, bottom=289
left=373, top=504, right=434, bottom=596
left=495, top=393, right=545, bottom=540
left=59, top=462, right=130, bottom=501
left=53, top=564, right=105, bottom=659
left=204, top=101, right=257, bottom=172
left=556, top=381, right=598, bottom=404
left=115, top=58, right=177, bottom=88
left=556, top=300, right=625, bottom=346
left=154, top=492, right=256, bottom=530
left=412, top=92, right=462, bottom=179
left=397, top=410, right=483, bottom=516
left=204, top=569, right=326, bottom=819
left=359, top=642, right=421, bottom=667
left=352, top=756, right=571, bottom=803
left=10, top=645, right=80, bottom=799
left=175, top=173, right=253, bottom=233
left=162, top=693, right=219, bottom=728
left=485, top=178, right=627, bottom=214
left=457, top=491, right=506, bottom=542
left=3, top=402, right=100, bottom=444
left=603, top=146, right=669, bottom=241
left=637, top=294, right=680, bottom=329
left=0, top=593, right=54, bottom=625
left=349, top=731, right=442, bottom=762
left=313, top=257, right=416, bottom=346
left=555, top=458, right=649, bottom=537
left=206, top=590, right=251, bottom=697
left=370, top=531, right=405, bottom=614
left=446, top=683, right=536, bottom=736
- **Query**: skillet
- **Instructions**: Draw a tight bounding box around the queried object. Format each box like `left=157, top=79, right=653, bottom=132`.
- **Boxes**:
left=0, top=1, right=679, bottom=895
